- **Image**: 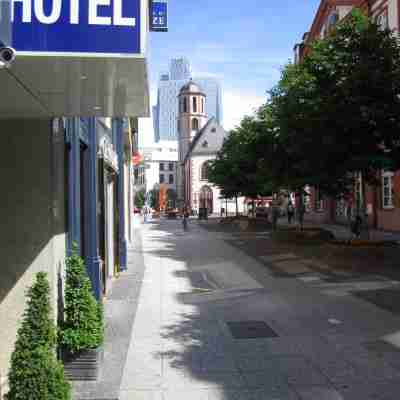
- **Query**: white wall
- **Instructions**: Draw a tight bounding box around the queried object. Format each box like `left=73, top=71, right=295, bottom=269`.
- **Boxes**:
left=191, top=155, right=222, bottom=213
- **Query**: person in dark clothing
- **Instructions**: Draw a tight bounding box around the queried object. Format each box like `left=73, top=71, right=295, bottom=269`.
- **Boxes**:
left=287, top=201, right=295, bottom=224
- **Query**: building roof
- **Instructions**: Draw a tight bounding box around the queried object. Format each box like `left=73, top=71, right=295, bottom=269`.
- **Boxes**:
left=185, top=117, right=227, bottom=161
left=179, top=79, right=205, bottom=96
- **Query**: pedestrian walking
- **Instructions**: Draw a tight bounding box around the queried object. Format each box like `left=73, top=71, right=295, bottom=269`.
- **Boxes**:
left=287, top=201, right=295, bottom=224
left=271, top=197, right=280, bottom=231
left=143, top=206, right=148, bottom=224
left=182, top=207, right=189, bottom=231
left=297, top=202, right=306, bottom=231
left=350, top=214, right=363, bottom=239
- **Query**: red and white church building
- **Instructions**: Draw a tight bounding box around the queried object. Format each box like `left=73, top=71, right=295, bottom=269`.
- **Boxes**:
left=177, top=80, right=236, bottom=215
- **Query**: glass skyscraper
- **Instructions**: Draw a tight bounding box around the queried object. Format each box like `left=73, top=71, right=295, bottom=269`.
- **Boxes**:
left=153, top=58, right=223, bottom=142
left=169, top=57, right=191, bottom=80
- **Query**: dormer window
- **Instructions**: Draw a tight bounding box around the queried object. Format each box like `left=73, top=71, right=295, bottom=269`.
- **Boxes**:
left=211, top=127, right=216, bottom=133
left=202, top=140, right=208, bottom=148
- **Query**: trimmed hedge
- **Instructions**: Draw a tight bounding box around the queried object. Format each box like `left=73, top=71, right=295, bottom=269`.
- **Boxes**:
left=59, top=248, right=104, bottom=354
left=7, top=272, right=70, bottom=400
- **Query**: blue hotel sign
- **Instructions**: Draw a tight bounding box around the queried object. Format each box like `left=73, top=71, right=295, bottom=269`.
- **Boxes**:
left=150, top=0, right=167, bottom=32
left=11, top=0, right=141, bottom=54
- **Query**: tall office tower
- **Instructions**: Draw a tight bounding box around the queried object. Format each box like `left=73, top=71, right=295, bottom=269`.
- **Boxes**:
left=195, top=77, right=223, bottom=126
left=152, top=105, right=159, bottom=142
left=153, top=60, right=223, bottom=142
left=169, top=57, right=191, bottom=80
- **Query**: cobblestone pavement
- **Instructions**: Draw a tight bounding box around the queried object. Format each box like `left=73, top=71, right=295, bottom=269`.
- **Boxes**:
left=119, top=218, right=400, bottom=400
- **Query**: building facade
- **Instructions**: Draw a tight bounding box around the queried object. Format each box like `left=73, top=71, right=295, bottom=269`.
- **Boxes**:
left=293, top=0, right=400, bottom=231
left=139, top=142, right=179, bottom=198
left=153, top=58, right=223, bottom=142
left=0, top=1, right=150, bottom=397
left=169, top=57, right=192, bottom=80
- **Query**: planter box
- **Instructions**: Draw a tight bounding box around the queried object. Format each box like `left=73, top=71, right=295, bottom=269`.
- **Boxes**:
left=61, top=347, right=103, bottom=381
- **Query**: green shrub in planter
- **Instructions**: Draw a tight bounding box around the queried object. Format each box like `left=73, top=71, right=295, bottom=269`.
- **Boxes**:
left=8, top=272, right=71, bottom=400
left=59, top=248, right=104, bottom=354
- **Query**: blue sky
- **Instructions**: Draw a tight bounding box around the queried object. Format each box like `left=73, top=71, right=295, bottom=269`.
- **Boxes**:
left=141, top=0, right=321, bottom=144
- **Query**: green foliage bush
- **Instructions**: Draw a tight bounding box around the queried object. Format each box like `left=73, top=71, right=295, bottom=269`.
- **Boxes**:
left=134, top=189, right=146, bottom=209
left=7, top=272, right=71, bottom=400
left=59, top=248, right=104, bottom=354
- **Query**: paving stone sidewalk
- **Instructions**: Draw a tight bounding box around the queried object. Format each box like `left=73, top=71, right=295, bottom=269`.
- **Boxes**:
left=118, top=219, right=400, bottom=399
left=279, top=218, right=400, bottom=242
left=72, top=226, right=146, bottom=400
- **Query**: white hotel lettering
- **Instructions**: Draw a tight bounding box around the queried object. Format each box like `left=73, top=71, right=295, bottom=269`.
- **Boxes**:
left=11, top=0, right=136, bottom=26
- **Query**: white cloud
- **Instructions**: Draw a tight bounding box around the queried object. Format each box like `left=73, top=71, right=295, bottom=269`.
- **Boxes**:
left=222, top=91, right=266, bottom=131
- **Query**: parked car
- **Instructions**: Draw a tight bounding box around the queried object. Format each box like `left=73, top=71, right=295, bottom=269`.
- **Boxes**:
left=134, top=207, right=141, bottom=214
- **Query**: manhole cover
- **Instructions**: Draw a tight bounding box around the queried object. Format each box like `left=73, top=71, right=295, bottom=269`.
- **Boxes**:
left=226, top=321, right=278, bottom=339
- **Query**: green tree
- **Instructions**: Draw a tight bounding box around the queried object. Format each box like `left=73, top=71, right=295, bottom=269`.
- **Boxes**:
left=8, top=272, right=70, bottom=400
left=59, top=247, right=104, bottom=354
left=208, top=115, right=274, bottom=216
left=149, top=188, right=159, bottom=210
left=264, top=10, right=400, bottom=200
left=134, top=189, right=146, bottom=208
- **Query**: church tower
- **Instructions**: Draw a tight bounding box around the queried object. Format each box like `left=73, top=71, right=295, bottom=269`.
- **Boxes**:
left=177, top=80, right=208, bottom=204
left=177, top=80, right=208, bottom=161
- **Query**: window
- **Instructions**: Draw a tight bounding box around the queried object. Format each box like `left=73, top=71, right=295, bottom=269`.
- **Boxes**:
left=168, top=162, right=174, bottom=171
left=335, top=198, right=346, bottom=217
left=376, top=11, right=389, bottom=30
left=200, top=162, right=209, bottom=181
left=193, top=97, right=197, bottom=113
left=192, top=118, right=199, bottom=131
left=211, top=127, right=216, bottom=133
left=202, top=140, right=208, bottom=148
left=183, top=97, right=188, bottom=113
left=327, top=12, right=339, bottom=30
left=159, top=174, right=165, bottom=183
left=382, top=171, right=394, bottom=208
left=315, top=189, right=323, bottom=211
left=169, top=174, right=174, bottom=184
left=160, top=162, right=164, bottom=171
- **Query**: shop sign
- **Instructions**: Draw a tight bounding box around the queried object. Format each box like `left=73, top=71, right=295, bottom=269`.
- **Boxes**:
left=132, top=151, right=143, bottom=166
left=149, top=0, right=167, bottom=31
left=11, top=0, right=142, bottom=54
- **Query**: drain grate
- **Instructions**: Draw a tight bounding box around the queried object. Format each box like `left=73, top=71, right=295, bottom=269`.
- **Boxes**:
left=226, top=321, right=278, bottom=339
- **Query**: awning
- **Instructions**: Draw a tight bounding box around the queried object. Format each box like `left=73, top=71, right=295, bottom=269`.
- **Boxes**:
left=0, top=0, right=149, bottom=118
left=0, top=55, right=149, bottom=117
